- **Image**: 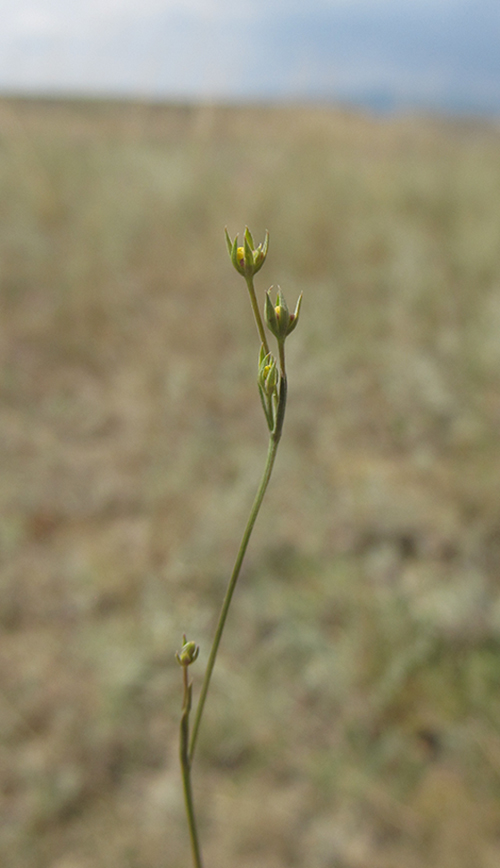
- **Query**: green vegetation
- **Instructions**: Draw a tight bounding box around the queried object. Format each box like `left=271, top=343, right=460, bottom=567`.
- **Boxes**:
left=1, top=97, right=500, bottom=868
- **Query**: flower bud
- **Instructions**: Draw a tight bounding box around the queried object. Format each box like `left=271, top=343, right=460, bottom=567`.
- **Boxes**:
left=265, top=287, right=302, bottom=341
left=225, top=227, right=269, bottom=277
left=175, top=634, right=200, bottom=667
left=258, top=350, right=278, bottom=398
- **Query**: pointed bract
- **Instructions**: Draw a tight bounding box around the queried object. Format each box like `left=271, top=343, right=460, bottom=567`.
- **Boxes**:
left=259, top=343, right=267, bottom=368
left=286, top=292, right=303, bottom=335
left=265, top=289, right=279, bottom=335
left=224, top=227, right=233, bottom=257
left=261, top=231, right=269, bottom=260
left=243, top=233, right=254, bottom=268
left=244, top=226, right=255, bottom=249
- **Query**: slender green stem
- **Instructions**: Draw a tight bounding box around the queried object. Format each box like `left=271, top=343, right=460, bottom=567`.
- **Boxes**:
left=273, top=375, right=287, bottom=445
left=189, top=381, right=287, bottom=762
left=180, top=667, right=204, bottom=868
left=245, top=275, right=270, bottom=356
left=274, top=340, right=287, bottom=443
left=278, top=339, right=286, bottom=380
left=180, top=230, right=299, bottom=868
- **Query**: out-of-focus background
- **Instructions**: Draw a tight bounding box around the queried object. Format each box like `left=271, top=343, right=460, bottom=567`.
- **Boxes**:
left=2, top=4, right=500, bottom=868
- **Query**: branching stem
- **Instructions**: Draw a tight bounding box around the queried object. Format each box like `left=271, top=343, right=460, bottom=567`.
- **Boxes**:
left=178, top=229, right=299, bottom=868
left=189, top=373, right=286, bottom=762
left=179, top=667, right=204, bottom=868
left=245, top=275, right=270, bottom=356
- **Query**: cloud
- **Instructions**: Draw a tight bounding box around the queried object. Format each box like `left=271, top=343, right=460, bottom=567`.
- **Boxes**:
left=2, top=0, right=470, bottom=40
left=0, top=0, right=258, bottom=96
left=0, top=0, right=498, bottom=113
left=2, top=0, right=255, bottom=41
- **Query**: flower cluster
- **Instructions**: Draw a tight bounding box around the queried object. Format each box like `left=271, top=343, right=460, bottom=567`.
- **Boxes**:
left=225, top=226, right=302, bottom=436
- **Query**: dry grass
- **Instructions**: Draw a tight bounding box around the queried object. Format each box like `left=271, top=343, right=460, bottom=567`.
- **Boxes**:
left=1, top=96, right=500, bottom=867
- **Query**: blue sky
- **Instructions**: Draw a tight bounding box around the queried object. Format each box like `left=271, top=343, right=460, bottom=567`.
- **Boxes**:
left=0, top=0, right=498, bottom=113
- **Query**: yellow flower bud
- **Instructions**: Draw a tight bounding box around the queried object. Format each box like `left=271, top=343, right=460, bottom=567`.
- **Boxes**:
left=225, top=227, right=269, bottom=277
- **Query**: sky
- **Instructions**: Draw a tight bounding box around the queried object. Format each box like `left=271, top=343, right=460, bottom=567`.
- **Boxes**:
left=0, top=0, right=498, bottom=113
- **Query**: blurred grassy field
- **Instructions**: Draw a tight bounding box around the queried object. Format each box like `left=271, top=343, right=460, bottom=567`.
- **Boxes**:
left=1, top=96, right=500, bottom=868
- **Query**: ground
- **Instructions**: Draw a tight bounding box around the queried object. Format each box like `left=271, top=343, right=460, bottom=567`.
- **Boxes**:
left=1, top=97, right=500, bottom=867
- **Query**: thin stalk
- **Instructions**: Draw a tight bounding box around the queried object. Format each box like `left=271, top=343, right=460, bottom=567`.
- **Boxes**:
left=180, top=667, right=204, bottom=868
left=274, top=340, right=287, bottom=443
left=278, top=339, right=286, bottom=380
left=245, top=275, right=270, bottom=356
left=189, top=382, right=287, bottom=762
